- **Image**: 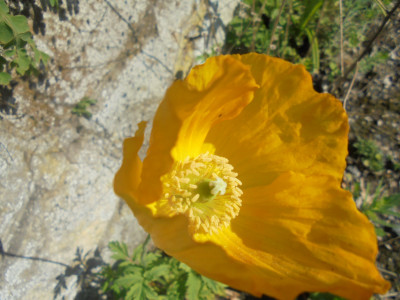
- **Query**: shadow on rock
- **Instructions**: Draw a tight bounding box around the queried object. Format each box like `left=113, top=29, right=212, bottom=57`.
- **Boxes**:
left=54, top=247, right=112, bottom=300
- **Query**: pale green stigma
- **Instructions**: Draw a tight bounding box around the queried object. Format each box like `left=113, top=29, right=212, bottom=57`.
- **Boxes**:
left=209, top=176, right=227, bottom=196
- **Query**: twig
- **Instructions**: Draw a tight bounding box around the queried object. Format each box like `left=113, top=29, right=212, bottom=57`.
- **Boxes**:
left=332, top=0, right=400, bottom=92
left=377, top=266, right=398, bottom=277
left=339, top=0, right=344, bottom=74
left=374, top=0, right=389, bottom=16
left=266, top=0, right=287, bottom=55
left=343, top=62, right=359, bottom=111
left=381, top=292, right=400, bottom=298
left=379, top=236, right=400, bottom=246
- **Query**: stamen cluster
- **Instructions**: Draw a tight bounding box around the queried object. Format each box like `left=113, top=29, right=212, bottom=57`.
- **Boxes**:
left=157, top=153, right=242, bottom=235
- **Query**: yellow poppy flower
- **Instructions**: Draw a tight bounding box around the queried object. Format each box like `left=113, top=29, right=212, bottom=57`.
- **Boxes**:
left=114, top=54, right=390, bottom=300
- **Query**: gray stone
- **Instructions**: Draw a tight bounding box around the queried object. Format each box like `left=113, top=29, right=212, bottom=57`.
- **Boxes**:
left=0, top=0, right=239, bottom=299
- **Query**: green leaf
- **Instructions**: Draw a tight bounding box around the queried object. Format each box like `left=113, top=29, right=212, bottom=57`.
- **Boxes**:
left=9, top=15, right=30, bottom=34
left=19, top=32, right=32, bottom=42
left=166, top=281, right=186, bottom=300
left=0, top=0, right=9, bottom=13
left=14, top=48, right=30, bottom=75
left=305, top=28, right=320, bottom=72
left=4, top=48, right=15, bottom=57
left=300, top=0, right=324, bottom=29
left=144, top=251, right=161, bottom=266
left=145, top=264, right=170, bottom=281
left=375, top=227, right=386, bottom=237
left=122, top=264, right=143, bottom=274
left=49, top=0, right=59, bottom=7
left=0, top=22, right=13, bottom=44
left=33, top=49, right=49, bottom=66
left=186, top=271, right=202, bottom=300
left=126, top=281, right=145, bottom=300
left=0, top=71, right=11, bottom=85
left=178, top=262, right=191, bottom=272
left=382, top=194, right=400, bottom=208
left=132, top=244, right=144, bottom=261
left=79, top=96, right=97, bottom=105
left=201, top=275, right=226, bottom=295
left=114, top=273, right=143, bottom=289
left=143, top=284, right=158, bottom=299
left=109, top=241, right=130, bottom=261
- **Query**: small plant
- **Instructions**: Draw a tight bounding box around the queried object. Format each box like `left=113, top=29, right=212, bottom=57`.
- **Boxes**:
left=0, top=0, right=49, bottom=85
left=101, top=237, right=227, bottom=300
left=71, top=97, right=97, bottom=119
left=354, top=138, right=385, bottom=172
left=354, top=180, right=400, bottom=237
left=54, top=247, right=106, bottom=299
left=225, top=0, right=391, bottom=80
left=226, top=0, right=323, bottom=72
left=196, top=44, right=223, bottom=64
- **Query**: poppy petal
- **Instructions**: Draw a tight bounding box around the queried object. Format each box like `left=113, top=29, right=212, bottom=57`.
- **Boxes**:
left=114, top=121, right=146, bottom=204
left=205, top=172, right=390, bottom=299
left=206, top=54, right=348, bottom=189
left=138, top=56, right=259, bottom=204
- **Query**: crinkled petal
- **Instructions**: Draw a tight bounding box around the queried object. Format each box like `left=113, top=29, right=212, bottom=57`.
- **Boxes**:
left=131, top=200, right=262, bottom=298
left=131, top=172, right=390, bottom=300
left=206, top=54, right=348, bottom=188
left=205, top=172, right=390, bottom=299
left=138, top=56, right=259, bottom=204
left=114, top=121, right=146, bottom=204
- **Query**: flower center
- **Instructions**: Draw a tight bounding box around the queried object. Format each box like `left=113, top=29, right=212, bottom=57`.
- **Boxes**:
left=156, top=153, right=242, bottom=235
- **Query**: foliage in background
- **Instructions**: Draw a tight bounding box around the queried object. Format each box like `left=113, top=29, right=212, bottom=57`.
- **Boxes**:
left=101, top=238, right=227, bottom=300
left=353, top=181, right=400, bottom=237
left=354, top=138, right=386, bottom=172
left=54, top=247, right=105, bottom=299
left=226, top=0, right=322, bottom=72
left=0, top=0, right=48, bottom=85
left=225, top=0, right=391, bottom=76
left=71, top=97, right=97, bottom=119
left=196, top=44, right=223, bottom=64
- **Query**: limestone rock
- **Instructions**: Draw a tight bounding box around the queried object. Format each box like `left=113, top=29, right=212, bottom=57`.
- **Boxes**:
left=0, top=0, right=239, bottom=299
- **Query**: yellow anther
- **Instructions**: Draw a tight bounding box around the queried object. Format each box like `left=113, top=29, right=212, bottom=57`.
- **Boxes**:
left=157, top=153, right=243, bottom=235
left=191, top=194, right=200, bottom=202
left=180, top=177, right=190, bottom=184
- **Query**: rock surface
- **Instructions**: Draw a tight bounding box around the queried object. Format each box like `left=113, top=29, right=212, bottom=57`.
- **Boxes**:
left=0, top=0, right=239, bottom=299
